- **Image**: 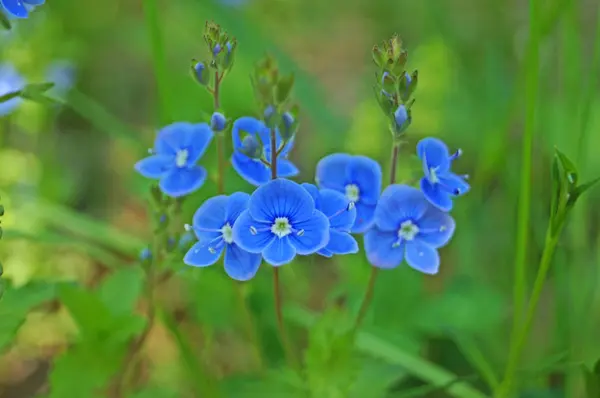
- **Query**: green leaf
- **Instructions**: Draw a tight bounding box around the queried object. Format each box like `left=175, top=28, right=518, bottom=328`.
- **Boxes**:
left=286, top=306, right=487, bottom=398
left=98, top=267, right=144, bottom=316
left=0, top=282, right=60, bottom=352
left=0, top=90, right=21, bottom=104
left=49, top=341, right=126, bottom=398
left=221, top=371, right=306, bottom=398
left=0, top=12, right=10, bottom=30
left=188, top=269, right=237, bottom=329
left=584, top=358, right=600, bottom=398
left=130, top=387, right=181, bottom=398
left=304, top=308, right=358, bottom=398
left=572, top=176, right=600, bottom=201
left=276, top=73, right=295, bottom=103
left=349, top=357, right=406, bottom=398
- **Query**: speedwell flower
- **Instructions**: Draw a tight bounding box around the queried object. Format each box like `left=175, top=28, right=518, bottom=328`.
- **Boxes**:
left=0, top=63, right=24, bottom=117
left=315, top=153, right=382, bottom=233
left=1, top=0, right=44, bottom=18
left=135, top=122, right=213, bottom=197
left=184, top=192, right=262, bottom=281
left=231, top=116, right=298, bottom=186
left=302, top=183, right=358, bottom=257
left=417, top=137, right=470, bottom=212
left=364, top=185, right=455, bottom=274
left=232, top=178, right=330, bottom=266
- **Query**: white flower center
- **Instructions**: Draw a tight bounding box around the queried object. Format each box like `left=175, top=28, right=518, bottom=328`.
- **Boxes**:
left=175, top=149, right=189, bottom=167
left=221, top=223, right=233, bottom=244
left=271, top=217, right=292, bottom=238
left=345, top=184, right=360, bottom=202
left=429, top=167, right=439, bottom=184
left=398, top=220, right=419, bottom=241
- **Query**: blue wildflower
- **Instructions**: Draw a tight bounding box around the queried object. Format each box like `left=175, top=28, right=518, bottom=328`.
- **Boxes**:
left=232, top=179, right=330, bottom=266
left=315, top=153, right=382, bottom=233
left=135, top=122, right=213, bottom=197
left=302, top=183, right=358, bottom=257
left=364, top=185, right=455, bottom=274
left=231, top=116, right=299, bottom=186
left=210, top=111, right=226, bottom=132
left=139, top=247, right=152, bottom=261
left=184, top=192, right=262, bottom=281
left=0, top=64, right=24, bottom=117
left=0, top=0, right=44, bottom=19
left=417, top=137, right=470, bottom=212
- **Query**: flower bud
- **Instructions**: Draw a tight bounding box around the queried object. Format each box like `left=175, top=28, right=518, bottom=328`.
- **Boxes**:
left=212, top=43, right=222, bottom=57
left=280, top=112, right=297, bottom=140
left=210, top=112, right=226, bottom=132
left=239, top=135, right=263, bottom=159
left=139, top=247, right=152, bottom=262
left=394, top=105, right=408, bottom=128
left=192, top=61, right=210, bottom=86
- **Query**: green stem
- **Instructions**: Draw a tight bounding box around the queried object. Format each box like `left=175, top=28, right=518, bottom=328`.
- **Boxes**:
left=142, top=0, right=172, bottom=124
left=352, top=142, right=400, bottom=332
left=497, top=227, right=561, bottom=397
left=503, top=0, right=541, bottom=392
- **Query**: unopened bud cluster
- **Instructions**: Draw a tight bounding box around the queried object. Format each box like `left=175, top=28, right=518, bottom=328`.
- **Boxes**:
left=372, top=34, right=418, bottom=140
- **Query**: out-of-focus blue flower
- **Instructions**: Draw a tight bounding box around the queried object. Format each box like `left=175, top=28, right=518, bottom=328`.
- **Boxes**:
left=364, top=185, right=455, bottom=274
left=315, top=153, right=382, bottom=233
left=0, top=0, right=44, bottom=19
left=232, top=178, right=330, bottom=266
left=219, top=0, right=247, bottom=7
left=231, top=116, right=299, bottom=186
left=184, top=192, right=262, bottom=281
left=0, top=63, right=24, bottom=117
left=139, top=247, right=152, bottom=261
left=210, top=111, right=226, bottom=132
left=417, top=137, right=470, bottom=212
left=135, top=122, right=213, bottom=197
left=302, top=183, right=358, bottom=257
left=45, top=60, right=76, bottom=100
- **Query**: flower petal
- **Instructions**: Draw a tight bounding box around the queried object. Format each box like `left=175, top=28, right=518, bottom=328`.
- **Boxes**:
left=316, top=153, right=352, bottom=192
left=364, top=228, right=405, bottom=269
left=232, top=117, right=268, bottom=150
left=159, top=166, right=207, bottom=197
left=317, top=247, right=333, bottom=257
left=248, top=178, right=316, bottom=223
left=0, top=0, right=28, bottom=18
left=325, top=230, right=358, bottom=255
left=417, top=207, right=456, bottom=248
left=23, top=0, right=45, bottom=5
left=231, top=152, right=270, bottom=186
left=374, top=184, right=429, bottom=231
left=420, top=178, right=453, bottom=212
left=262, top=237, right=296, bottom=266
left=232, top=210, right=275, bottom=253
left=277, top=159, right=299, bottom=178
left=186, top=123, right=214, bottom=164
left=346, top=156, right=382, bottom=205
left=352, top=202, right=376, bottom=233
left=184, top=241, right=224, bottom=267
left=193, top=195, right=228, bottom=232
left=134, top=155, right=173, bottom=178
left=154, top=122, right=191, bottom=155
left=319, top=188, right=356, bottom=231
left=223, top=243, right=262, bottom=281
left=439, top=173, right=470, bottom=196
left=225, top=192, right=250, bottom=223
left=417, top=137, right=450, bottom=172
left=405, top=240, right=440, bottom=274
left=301, top=183, right=321, bottom=208
left=288, top=210, right=330, bottom=255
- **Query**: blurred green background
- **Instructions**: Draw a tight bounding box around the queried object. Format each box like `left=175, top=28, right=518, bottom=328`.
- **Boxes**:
left=1, top=0, right=599, bottom=397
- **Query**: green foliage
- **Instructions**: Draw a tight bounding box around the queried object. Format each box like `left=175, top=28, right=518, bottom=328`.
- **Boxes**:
left=583, top=359, right=600, bottom=398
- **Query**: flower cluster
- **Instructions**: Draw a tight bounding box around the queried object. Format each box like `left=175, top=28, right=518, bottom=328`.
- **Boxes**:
left=133, top=26, right=470, bottom=281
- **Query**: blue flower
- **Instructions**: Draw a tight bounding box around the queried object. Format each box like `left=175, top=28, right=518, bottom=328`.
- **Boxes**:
left=139, top=247, right=152, bottom=261
left=135, top=122, right=213, bottom=197
left=184, top=192, right=262, bottom=281
left=417, top=137, right=470, bottom=212
left=302, top=183, right=358, bottom=257
left=0, top=0, right=44, bottom=18
left=364, top=185, right=455, bottom=274
left=232, top=178, right=330, bottom=266
left=0, top=63, right=24, bottom=117
left=315, top=153, right=382, bottom=233
left=394, top=105, right=408, bottom=129
left=231, top=117, right=299, bottom=186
